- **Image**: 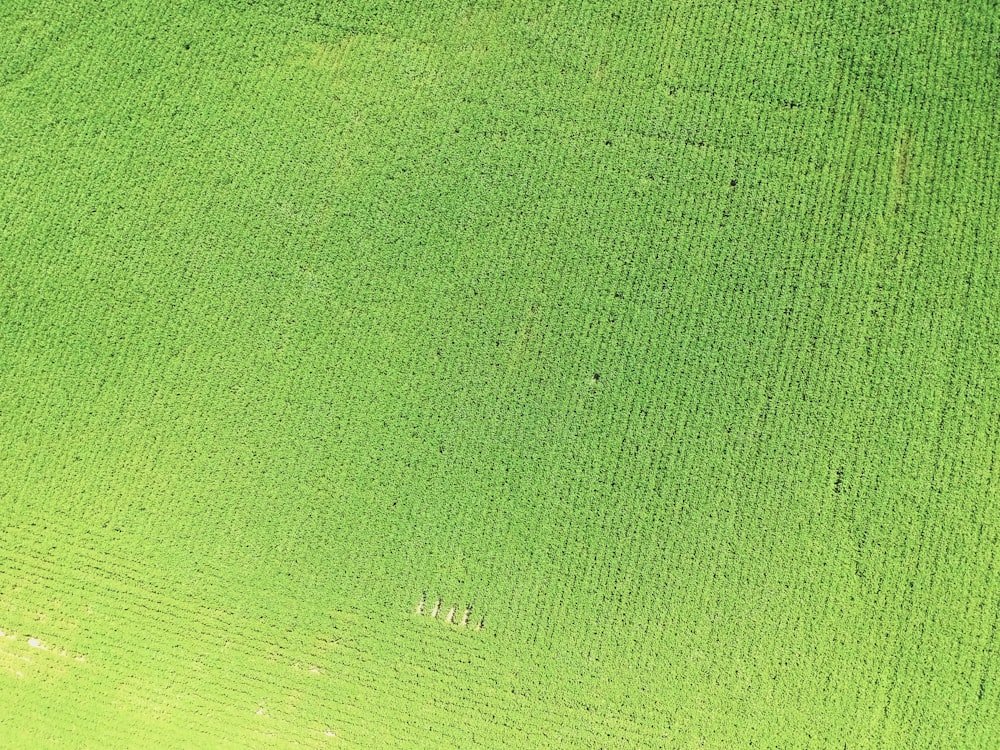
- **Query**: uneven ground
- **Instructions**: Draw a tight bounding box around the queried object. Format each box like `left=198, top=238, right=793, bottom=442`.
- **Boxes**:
left=1, top=1, right=998, bottom=747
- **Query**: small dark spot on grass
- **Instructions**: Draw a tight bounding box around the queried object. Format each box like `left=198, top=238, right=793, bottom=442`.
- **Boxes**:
left=730, top=179, right=737, bottom=187
left=591, top=373, right=600, bottom=383
left=184, top=43, right=190, bottom=50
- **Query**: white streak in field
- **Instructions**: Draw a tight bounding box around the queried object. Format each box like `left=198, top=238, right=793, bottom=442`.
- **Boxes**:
left=2, top=627, right=84, bottom=660
left=413, top=597, right=484, bottom=630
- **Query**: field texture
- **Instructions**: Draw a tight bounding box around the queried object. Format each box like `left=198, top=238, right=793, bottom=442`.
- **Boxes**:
left=2, top=0, right=999, bottom=747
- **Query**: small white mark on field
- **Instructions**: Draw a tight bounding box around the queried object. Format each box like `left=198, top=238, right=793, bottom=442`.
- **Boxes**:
left=413, top=596, right=484, bottom=631
left=1, top=627, right=84, bottom=661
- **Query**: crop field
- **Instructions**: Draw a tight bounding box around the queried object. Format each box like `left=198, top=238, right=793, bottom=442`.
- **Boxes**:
left=1, top=0, right=998, bottom=747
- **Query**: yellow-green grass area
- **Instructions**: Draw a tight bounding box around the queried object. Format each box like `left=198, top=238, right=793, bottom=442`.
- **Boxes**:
left=2, top=0, right=999, bottom=747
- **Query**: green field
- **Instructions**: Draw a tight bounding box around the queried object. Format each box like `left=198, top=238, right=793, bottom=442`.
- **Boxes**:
left=2, top=1, right=998, bottom=747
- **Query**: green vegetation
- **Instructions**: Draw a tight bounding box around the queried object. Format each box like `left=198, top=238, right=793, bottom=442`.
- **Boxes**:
left=1, top=1, right=998, bottom=747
